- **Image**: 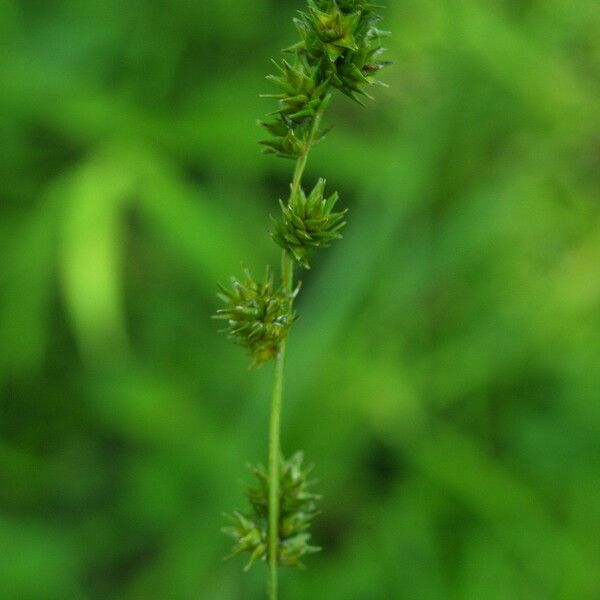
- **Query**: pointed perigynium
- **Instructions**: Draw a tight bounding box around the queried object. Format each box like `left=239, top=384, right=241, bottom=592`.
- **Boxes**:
left=223, top=452, right=321, bottom=571
left=214, top=268, right=297, bottom=368
left=260, top=0, right=389, bottom=158
left=271, top=178, right=347, bottom=269
left=263, top=59, right=331, bottom=123
left=259, top=118, right=309, bottom=160
left=259, top=58, right=331, bottom=160
left=294, top=0, right=391, bottom=103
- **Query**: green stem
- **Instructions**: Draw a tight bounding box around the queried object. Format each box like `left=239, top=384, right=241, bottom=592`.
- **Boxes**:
left=267, top=106, right=325, bottom=600
left=267, top=312, right=286, bottom=600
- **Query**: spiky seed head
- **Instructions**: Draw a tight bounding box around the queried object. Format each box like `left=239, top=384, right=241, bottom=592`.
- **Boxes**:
left=214, top=268, right=298, bottom=368
left=271, top=178, right=348, bottom=269
left=260, top=0, right=390, bottom=157
left=224, top=452, right=321, bottom=570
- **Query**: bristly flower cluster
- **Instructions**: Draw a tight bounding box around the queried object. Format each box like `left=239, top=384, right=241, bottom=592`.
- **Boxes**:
left=216, top=1, right=390, bottom=583
left=271, top=178, right=347, bottom=269
left=260, top=0, right=390, bottom=159
left=223, top=452, right=321, bottom=571
left=214, top=269, right=298, bottom=368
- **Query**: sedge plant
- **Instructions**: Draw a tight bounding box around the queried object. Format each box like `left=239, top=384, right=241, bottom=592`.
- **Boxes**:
left=215, top=1, right=390, bottom=597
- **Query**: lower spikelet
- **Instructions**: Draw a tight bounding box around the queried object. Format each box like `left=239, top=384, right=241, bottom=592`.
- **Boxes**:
left=271, top=178, right=347, bottom=269
left=214, top=268, right=298, bottom=368
left=223, top=452, right=321, bottom=570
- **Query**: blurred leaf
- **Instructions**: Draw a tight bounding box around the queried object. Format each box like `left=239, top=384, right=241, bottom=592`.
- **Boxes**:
left=58, top=148, right=131, bottom=362
left=0, top=203, right=56, bottom=376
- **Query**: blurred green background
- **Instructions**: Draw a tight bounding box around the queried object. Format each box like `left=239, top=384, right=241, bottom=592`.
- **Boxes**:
left=1, top=1, right=600, bottom=599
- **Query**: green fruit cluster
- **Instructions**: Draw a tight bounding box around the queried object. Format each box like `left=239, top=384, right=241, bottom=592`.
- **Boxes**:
left=223, top=453, right=321, bottom=570
left=214, top=269, right=298, bottom=368
left=261, top=0, right=390, bottom=159
left=271, top=178, right=347, bottom=269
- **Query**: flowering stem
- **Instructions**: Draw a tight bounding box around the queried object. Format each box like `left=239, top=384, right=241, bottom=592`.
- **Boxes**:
left=267, top=109, right=324, bottom=599
left=218, top=1, right=389, bottom=593
left=267, top=318, right=285, bottom=600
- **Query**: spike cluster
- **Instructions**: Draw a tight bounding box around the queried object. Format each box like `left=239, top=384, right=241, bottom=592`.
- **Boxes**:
left=216, top=0, right=391, bottom=586
left=261, top=0, right=390, bottom=159
left=214, top=269, right=298, bottom=368
left=224, top=452, right=321, bottom=571
left=271, top=178, right=347, bottom=269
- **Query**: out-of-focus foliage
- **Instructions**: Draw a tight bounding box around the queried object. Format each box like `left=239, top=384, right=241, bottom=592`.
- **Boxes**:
left=1, top=1, right=599, bottom=599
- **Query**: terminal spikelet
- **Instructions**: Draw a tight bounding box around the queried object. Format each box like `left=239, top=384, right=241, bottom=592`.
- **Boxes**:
left=260, top=0, right=390, bottom=157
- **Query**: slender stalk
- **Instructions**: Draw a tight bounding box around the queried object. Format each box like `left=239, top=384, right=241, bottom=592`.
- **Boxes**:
left=292, top=110, right=324, bottom=195
left=267, top=330, right=286, bottom=600
left=267, top=110, right=323, bottom=599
